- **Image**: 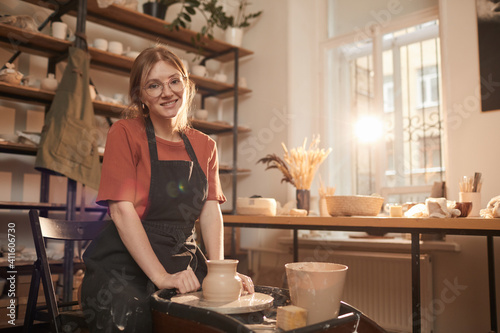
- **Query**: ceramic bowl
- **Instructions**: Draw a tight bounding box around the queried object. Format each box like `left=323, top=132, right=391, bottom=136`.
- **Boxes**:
left=455, top=201, right=472, bottom=217
left=125, top=51, right=140, bottom=59
left=325, top=195, right=384, bottom=216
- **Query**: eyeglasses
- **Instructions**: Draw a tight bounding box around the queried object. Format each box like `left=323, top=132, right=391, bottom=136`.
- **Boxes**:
left=143, top=76, right=185, bottom=97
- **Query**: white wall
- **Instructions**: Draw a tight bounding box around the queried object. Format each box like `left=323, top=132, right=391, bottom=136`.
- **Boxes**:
left=434, top=0, right=500, bottom=332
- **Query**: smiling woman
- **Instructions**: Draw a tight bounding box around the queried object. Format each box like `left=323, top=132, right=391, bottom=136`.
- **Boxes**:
left=80, top=44, right=254, bottom=333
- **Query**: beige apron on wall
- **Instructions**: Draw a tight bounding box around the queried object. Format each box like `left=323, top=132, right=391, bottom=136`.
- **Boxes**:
left=35, top=46, right=101, bottom=190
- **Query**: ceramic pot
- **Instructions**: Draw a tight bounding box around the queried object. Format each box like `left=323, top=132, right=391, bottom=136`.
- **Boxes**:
left=202, top=259, right=242, bottom=302
left=41, top=73, right=58, bottom=91
left=192, top=65, right=207, bottom=77
left=225, top=27, right=243, bottom=47
left=143, top=2, right=168, bottom=20
left=285, top=262, right=348, bottom=325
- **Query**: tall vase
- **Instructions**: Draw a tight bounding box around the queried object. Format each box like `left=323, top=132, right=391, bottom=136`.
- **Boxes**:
left=142, top=2, right=168, bottom=20
left=296, top=189, right=310, bottom=215
left=202, top=259, right=242, bottom=302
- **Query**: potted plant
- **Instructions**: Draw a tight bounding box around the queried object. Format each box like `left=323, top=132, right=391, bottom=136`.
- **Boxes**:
left=216, top=0, right=262, bottom=47
left=165, top=0, right=224, bottom=61
left=165, top=0, right=262, bottom=58
left=143, top=0, right=178, bottom=20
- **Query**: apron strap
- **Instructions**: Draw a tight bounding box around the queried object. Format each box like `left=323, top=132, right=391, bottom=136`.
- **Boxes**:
left=180, top=132, right=200, bottom=166
left=145, top=117, right=159, bottom=161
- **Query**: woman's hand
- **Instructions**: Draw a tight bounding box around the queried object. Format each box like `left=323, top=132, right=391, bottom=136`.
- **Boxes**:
left=238, top=273, right=255, bottom=294
left=155, top=267, right=200, bottom=294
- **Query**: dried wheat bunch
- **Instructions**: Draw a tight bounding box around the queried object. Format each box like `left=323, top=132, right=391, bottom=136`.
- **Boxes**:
left=282, top=136, right=332, bottom=190
left=257, top=136, right=331, bottom=190
left=257, top=154, right=295, bottom=186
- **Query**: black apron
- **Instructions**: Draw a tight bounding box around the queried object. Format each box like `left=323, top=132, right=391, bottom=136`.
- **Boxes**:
left=81, top=117, right=208, bottom=333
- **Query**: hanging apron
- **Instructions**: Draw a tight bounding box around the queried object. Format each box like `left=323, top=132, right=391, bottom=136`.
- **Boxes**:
left=81, top=117, right=208, bottom=333
left=35, top=46, right=101, bottom=190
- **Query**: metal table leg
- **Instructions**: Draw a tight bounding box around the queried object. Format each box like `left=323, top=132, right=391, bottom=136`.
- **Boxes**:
left=293, top=229, right=299, bottom=262
left=411, top=232, right=421, bottom=333
left=487, top=235, right=498, bottom=333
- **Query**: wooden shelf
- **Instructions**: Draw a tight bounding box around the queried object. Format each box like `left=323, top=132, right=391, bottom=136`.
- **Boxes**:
left=0, top=141, right=250, bottom=176
left=0, top=82, right=122, bottom=118
left=190, top=119, right=251, bottom=135
left=219, top=166, right=251, bottom=174
left=0, top=23, right=72, bottom=58
left=0, top=140, right=37, bottom=155
left=193, top=76, right=252, bottom=98
left=22, top=0, right=254, bottom=62
left=0, top=81, right=54, bottom=105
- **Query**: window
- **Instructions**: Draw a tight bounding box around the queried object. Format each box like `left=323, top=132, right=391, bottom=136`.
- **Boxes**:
left=322, top=16, right=444, bottom=203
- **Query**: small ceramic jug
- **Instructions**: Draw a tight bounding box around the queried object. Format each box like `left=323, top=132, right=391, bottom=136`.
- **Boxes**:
left=41, top=73, right=58, bottom=91
left=202, top=259, right=242, bottom=302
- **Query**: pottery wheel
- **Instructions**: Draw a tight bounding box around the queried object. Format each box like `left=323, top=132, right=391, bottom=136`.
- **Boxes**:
left=170, top=291, right=274, bottom=314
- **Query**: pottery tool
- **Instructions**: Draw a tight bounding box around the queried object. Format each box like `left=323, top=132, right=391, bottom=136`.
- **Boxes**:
left=472, top=172, right=482, bottom=192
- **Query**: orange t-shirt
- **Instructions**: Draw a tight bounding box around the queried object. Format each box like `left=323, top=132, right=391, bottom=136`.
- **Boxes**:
left=96, top=117, right=226, bottom=218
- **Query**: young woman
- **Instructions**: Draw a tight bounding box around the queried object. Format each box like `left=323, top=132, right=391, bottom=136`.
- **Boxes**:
left=81, top=44, right=254, bottom=332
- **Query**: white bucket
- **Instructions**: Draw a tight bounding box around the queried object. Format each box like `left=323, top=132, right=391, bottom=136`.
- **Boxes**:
left=285, top=262, right=348, bottom=325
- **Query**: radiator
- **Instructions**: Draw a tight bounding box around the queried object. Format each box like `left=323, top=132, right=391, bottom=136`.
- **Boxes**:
left=298, top=250, right=433, bottom=333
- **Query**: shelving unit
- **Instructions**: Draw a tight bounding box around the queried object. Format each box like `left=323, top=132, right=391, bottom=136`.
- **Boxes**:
left=1, top=0, right=252, bottom=295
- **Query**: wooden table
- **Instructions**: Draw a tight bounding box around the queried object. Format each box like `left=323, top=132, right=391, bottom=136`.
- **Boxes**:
left=223, top=215, right=500, bottom=333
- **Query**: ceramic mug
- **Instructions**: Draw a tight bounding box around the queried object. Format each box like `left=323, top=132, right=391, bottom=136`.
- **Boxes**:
left=238, top=77, right=247, bottom=88
left=192, top=65, right=207, bottom=77
left=51, top=22, right=68, bottom=40
left=108, top=41, right=123, bottom=55
left=93, top=38, right=108, bottom=51
left=214, top=73, right=227, bottom=83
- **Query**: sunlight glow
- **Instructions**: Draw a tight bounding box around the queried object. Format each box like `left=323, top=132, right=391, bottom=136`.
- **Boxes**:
left=354, top=116, right=383, bottom=144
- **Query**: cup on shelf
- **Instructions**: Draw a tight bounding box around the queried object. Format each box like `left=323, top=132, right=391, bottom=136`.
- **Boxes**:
left=113, top=93, right=126, bottom=105
left=108, top=41, right=123, bottom=55
left=89, top=85, right=97, bottom=100
left=41, top=73, right=58, bottom=91
left=214, top=72, right=227, bottom=83
left=192, top=65, right=207, bottom=77
left=51, top=22, right=68, bottom=40
left=93, top=38, right=108, bottom=51
left=238, top=77, right=247, bottom=88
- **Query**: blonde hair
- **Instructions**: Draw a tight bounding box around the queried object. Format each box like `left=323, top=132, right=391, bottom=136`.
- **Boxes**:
left=125, top=44, right=195, bottom=132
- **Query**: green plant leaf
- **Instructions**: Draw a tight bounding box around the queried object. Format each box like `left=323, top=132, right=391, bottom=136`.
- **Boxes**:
left=185, top=6, right=196, bottom=15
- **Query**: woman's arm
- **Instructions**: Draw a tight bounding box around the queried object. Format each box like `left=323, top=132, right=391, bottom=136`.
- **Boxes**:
left=199, top=200, right=254, bottom=293
left=198, top=200, right=224, bottom=260
left=109, top=200, right=200, bottom=293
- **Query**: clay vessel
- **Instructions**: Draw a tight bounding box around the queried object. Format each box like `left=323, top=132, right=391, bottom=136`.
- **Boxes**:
left=202, top=259, right=242, bottom=302
left=41, top=73, right=58, bottom=91
left=285, top=262, right=348, bottom=325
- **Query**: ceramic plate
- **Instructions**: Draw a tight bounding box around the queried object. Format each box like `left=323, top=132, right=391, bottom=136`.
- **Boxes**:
left=170, top=291, right=274, bottom=314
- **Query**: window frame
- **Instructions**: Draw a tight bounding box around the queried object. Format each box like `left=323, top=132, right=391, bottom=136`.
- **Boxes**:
left=319, top=7, right=442, bottom=199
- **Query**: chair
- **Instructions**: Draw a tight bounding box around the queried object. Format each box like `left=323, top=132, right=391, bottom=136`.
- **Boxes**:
left=23, top=209, right=109, bottom=333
